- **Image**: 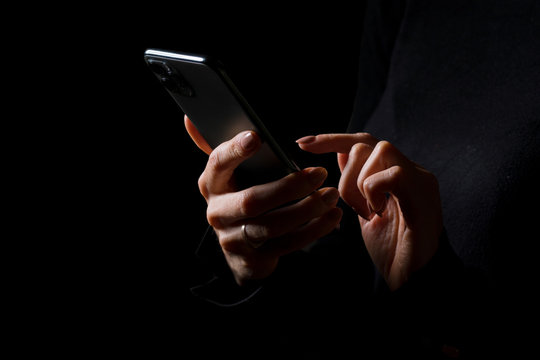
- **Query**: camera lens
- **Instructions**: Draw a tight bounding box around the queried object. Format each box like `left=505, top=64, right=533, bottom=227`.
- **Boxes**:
left=147, top=59, right=172, bottom=77
left=148, top=59, right=195, bottom=97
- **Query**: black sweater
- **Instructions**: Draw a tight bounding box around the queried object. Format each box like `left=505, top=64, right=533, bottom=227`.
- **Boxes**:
left=191, top=1, right=540, bottom=358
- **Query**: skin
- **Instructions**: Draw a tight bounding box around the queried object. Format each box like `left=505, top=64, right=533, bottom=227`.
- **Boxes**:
left=296, top=134, right=443, bottom=290
left=185, top=116, right=442, bottom=290
left=186, top=116, right=342, bottom=285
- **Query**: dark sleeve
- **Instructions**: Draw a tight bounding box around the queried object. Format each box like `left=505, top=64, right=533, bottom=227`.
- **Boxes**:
left=348, top=0, right=407, bottom=133
left=373, top=231, right=495, bottom=358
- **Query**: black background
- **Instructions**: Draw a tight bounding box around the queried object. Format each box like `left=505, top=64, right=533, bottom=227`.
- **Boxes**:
left=46, top=3, right=366, bottom=355
left=22, top=2, right=538, bottom=356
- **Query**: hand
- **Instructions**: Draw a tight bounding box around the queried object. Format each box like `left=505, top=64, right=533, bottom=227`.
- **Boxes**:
left=185, top=116, right=343, bottom=285
left=297, top=133, right=443, bottom=290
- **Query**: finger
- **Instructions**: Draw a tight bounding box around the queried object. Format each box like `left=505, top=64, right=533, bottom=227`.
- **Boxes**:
left=242, top=187, right=340, bottom=246
left=362, top=166, right=402, bottom=215
left=184, top=115, right=212, bottom=155
left=206, top=167, right=328, bottom=228
left=337, top=153, right=349, bottom=173
left=266, top=207, right=343, bottom=257
left=357, top=141, right=412, bottom=213
left=362, top=164, right=442, bottom=235
left=296, top=133, right=378, bottom=154
left=339, top=143, right=373, bottom=220
left=199, top=130, right=261, bottom=197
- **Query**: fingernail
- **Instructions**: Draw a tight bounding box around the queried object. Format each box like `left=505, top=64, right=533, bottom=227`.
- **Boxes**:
left=306, top=167, right=327, bottom=185
left=296, top=135, right=316, bottom=144
left=241, top=131, right=258, bottom=151
left=321, top=188, right=340, bottom=206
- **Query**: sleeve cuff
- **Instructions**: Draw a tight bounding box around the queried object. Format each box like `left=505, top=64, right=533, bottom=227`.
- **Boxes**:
left=398, top=229, right=464, bottom=296
left=190, top=275, right=264, bottom=307
left=374, top=229, right=464, bottom=297
left=190, top=226, right=264, bottom=307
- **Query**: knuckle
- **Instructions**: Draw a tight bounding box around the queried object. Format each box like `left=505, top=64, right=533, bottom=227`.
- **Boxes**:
left=356, top=174, right=365, bottom=190
left=354, top=132, right=378, bottom=145
left=350, top=142, right=371, bottom=155
left=238, top=189, right=259, bottom=218
left=207, top=140, right=247, bottom=172
left=251, top=224, right=272, bottom=242
left=389, top=165, right=405, bottom=179
left=198, top=173, right=209, bottom=199
left=218, top=234, right=236, bottom=253
left=375, top=140, right=395, bottom=154
left=362, top=175, right=376, bottom=193
left=206, top=206, right=223, bottom=229
left=207, top=149, right=227, bottom=172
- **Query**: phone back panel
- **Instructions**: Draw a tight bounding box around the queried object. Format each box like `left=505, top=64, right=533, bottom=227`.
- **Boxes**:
left=144, top=50, right=298, bottom=188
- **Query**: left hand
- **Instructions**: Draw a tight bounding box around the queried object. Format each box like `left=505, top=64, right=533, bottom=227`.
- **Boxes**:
left=184, top=116, right=342, bottom=285
left=297, top=133, right=443, bottom=290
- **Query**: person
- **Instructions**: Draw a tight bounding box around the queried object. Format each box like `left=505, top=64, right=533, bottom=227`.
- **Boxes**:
left=186, top=0, right=539, bottom=358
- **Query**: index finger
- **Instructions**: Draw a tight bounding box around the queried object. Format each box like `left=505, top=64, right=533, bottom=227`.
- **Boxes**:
left=296, top=133, right=378, bottom=154
left=184, top=115, right=213, bottom=155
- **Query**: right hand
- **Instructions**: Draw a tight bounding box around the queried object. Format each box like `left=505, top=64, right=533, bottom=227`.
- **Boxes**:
left=186, top=116, right=342, bottom=285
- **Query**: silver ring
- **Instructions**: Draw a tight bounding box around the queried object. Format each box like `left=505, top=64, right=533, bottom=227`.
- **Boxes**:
left=241, top=224, right=249, bottom=242
left=242, top=224, right=264, bottom=249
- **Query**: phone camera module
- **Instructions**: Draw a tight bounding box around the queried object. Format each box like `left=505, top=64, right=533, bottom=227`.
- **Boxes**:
left=147, top=59, right=172, bottom=76
left=148, top=59, right=195, bottom=97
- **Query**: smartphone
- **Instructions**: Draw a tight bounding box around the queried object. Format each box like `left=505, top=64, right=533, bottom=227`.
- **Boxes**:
left=144, top=49, right=300, bottom=188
